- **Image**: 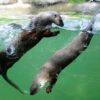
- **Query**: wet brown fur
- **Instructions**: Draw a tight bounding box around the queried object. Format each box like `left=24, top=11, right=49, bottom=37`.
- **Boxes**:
left=30, top=10, right=99, bottom=94
left=30, top=31, right=93, bottom=95
left=0, top=29, right=60, bottom=94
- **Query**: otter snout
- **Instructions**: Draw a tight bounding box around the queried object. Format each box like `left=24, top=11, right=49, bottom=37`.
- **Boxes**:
left=59, top=19, right=64, bottom=27
left=54, top=16, right=64, bottom=27
left=30, top=83, right=39, bottom=95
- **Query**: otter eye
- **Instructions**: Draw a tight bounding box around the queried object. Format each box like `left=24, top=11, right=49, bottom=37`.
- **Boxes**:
left=54, top=14, right=57, bottom=18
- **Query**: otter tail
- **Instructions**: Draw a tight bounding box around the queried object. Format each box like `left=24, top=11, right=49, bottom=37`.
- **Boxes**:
left=2, top=72, right=24, bottom=94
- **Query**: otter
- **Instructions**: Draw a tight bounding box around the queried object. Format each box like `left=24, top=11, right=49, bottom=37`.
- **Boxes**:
left=30, top=10, right=99, bottom=95
left=0, top=11, right=64, bottom=94
left=26, top=11, right=63, bottom=33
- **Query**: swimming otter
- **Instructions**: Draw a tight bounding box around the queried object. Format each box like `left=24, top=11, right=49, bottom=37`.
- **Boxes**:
left=30, top=10, right=99, bottom=95
left=26, top=11, right=64, bottom=33
left=0, top=11, right=64, bottom=94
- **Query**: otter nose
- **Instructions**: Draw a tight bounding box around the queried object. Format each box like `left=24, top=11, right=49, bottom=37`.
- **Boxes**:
left=59, top=19, right=64, bottom=27
left=55, top=17, right=64, bottom=27
left=30, top=83, right=39, bottom=95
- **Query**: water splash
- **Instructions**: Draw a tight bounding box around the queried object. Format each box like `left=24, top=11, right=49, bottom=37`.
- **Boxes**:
left=0, top=23, right=23, bottom=56
left=53, top=15, right=100, bottom=34
left=0, top=15, right=100, bottom=53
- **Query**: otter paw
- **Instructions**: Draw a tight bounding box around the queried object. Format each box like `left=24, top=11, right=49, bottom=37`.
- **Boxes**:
left=46, top=86, right=52, bottom=93
left=53, top=31, right=60, bottom=36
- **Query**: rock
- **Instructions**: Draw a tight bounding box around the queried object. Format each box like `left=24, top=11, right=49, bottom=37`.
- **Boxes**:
left=33, top=0, right=66, bottom=3
left=31, top=0, right=66, bottom=8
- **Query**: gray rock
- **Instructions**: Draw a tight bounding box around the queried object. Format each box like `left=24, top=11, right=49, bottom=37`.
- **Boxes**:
left=31, top=0, right=66, bottom=8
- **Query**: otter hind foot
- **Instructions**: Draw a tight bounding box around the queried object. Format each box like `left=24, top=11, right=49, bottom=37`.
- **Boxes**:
left=53, top=31, right=60, bottom=36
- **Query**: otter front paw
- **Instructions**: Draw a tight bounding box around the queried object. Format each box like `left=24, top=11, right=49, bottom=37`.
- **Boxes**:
left=53, top=31, right=60, bottom=36
left=46, top=86, right=52, bottom=93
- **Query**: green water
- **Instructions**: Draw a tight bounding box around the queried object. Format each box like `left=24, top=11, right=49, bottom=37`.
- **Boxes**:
left=0, top=29, right=100, bottom=100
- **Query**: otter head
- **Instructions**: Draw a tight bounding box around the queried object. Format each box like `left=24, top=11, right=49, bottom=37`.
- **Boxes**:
left=26, top=11, right=64, bottom=33
left=40, top=11, right=64, bottom=27
left=30, top=77, right=48, bottom=95
left=48, top=11, right=64, bottom=27
left=30, top=81, right=40, bottom=95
